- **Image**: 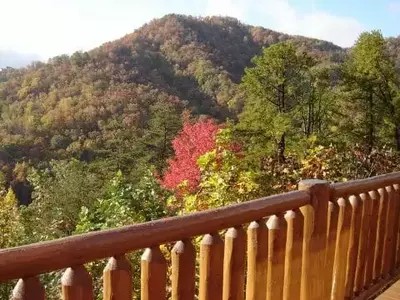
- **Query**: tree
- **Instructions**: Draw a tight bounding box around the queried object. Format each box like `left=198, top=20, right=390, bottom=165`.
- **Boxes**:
left=76, top=169, right=170, bottom=233
left=0, top=189, right=23, bottom=299
left=75, top=169, right=171, bottom=298
left=168, top=127, right=260, bottom=213
left=343, top=30, right=399, bottom=153
left=297, top=63, right=340, bottom=139
left=50, top=134, right=72, bottom=150
left=0, top=189, right=22, bottom=248
left=239, top=42, right=314, bottom=162
left=161, top=119, right=220, bottom=194
left=21, top=160, right=104, bottom=241
left=140, top=100, right=182, bottom=173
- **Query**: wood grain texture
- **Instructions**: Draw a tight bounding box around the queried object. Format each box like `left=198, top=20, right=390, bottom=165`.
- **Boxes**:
left=266, top=215, right=286, bottom=300
left=199, top=233, right=224, bottom=300
left=11, top=276, right=45, bottom=300
left=283, top=209, right=303, bottom=300
left=103, top=255, right=132, bottom=300
left=0, top=191, right=309, bottom=282
left=61, top=265, right=94, bottom=300
left=171, top=239, right=196, bottom=300
left=141, top=246, right=167, bottom=300
left=246, top=220, right=268, bottom=300
left=223, top=227, right=246, bottom=300
left=298, top=179, right=330, bottom=300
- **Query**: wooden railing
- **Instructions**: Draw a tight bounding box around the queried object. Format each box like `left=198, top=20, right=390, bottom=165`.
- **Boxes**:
left=2, top=172, right=400, bottom=299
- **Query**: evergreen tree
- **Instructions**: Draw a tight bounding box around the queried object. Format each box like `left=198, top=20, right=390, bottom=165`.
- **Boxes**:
left=140, top=100, right=182, bottom=173
left=239, top=42, right=314, bottom=162
left=343, top=30, right=399, bottom=152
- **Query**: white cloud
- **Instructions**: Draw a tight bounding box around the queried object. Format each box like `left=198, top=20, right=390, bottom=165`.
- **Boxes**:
left=0, top=51, right=41, bottom=68
left=205, top=0, right=364, bottom=47
left=0, top=0, right=365, bottom=60
left=270, top=8, right=364, bottom=48
left=389, top=1, right=400, bottom=13
left=0, top=0, right=192, bottom=60
left=205, top=0, right=247, bottom=19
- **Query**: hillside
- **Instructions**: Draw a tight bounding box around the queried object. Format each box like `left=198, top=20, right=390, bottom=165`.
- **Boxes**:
left=0, top=14, right=352, bottom=179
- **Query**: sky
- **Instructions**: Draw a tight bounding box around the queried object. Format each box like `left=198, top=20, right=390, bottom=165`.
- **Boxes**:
left=1, top=0, right=400, bottom=67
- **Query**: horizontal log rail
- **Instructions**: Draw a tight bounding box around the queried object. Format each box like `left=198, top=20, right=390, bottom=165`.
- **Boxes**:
left=332, top=171, right=400, bottom=198
left=0, top=190, right=309, bottom=282
left=2, top=172, right=400, bottom=300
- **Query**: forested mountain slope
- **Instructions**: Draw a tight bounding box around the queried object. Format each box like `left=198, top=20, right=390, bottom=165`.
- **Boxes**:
left=0, top=14, right=344, bottom=175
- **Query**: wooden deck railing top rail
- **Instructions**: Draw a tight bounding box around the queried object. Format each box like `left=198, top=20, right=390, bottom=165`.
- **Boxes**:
left=332, top=172, right=400, bottom=197
left=0, top=190, right=309, bottom=282
left=3, top=172, right=400, bottom=300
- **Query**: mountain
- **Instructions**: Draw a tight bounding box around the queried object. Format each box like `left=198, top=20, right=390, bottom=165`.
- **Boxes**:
left=0, top=51, right=41, bottom=68
left=0, top=14, right=348, bottom=176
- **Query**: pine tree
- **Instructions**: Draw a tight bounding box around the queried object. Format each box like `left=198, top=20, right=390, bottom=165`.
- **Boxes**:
left=140, top=100, right=182, bottom=173
left=343, top=30, right=399, bottom=152
left=239, top=42, right=314, bottom=162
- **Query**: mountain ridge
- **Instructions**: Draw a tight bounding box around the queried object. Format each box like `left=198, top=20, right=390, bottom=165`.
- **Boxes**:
left=0, top=14, right=397, bottom=175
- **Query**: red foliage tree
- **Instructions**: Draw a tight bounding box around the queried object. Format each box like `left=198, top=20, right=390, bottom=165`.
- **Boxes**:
left=161, top=119, right=220, bottom=194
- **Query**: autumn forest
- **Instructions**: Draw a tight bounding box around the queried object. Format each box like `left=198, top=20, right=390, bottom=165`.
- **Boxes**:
left=1, top=14, right=400, bottom=298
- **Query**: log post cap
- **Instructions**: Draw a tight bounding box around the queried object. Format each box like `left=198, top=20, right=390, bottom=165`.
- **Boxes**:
left=298, top=179, right=329, bottom=190
left=12, top=277, right=44, bottom=300
left=104, top=255, right=131, bottom=272
left=298, top=179, right=330, bottom=207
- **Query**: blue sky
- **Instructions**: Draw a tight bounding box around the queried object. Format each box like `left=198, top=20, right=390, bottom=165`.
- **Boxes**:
left=1, top=0, right=400, bottom=63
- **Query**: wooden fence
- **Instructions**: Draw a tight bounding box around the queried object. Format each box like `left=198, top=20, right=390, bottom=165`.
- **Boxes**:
left=2, top=172, right=400, bottom=299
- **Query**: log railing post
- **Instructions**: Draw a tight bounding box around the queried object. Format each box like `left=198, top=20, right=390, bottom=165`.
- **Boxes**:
left=103, top=255, right=132, bottom=300
left=246, top=220, right=268, bottom=300
left=199, top=233, right=224, bottom=300
left=325, top=201, right=338, bottom=299
left=364, top=190, right=379, bottom=288
left=383, top=185, right=400, bottom=276
left=331, top=197, right=351, bottom=300
left=344, top=195, right=362, bottom=299
left=394, top=184, right=400, bottom=268
left=374, top=188, right=389, bottom=279
left=171, top=239, right=196, bottom=300
left=61, top=265, right=94, bottom=300
left=298, top=179, right=330, bottom=300
left=354, top=193, right=372, bottom=294
left=223, top=227, right=246, bottom=300
left=283, top=209, right=303, bottom=300
left=266, top=215, right=286, bottom=300
left=12, top=276, right=45, bottom=300
left=141, top=246, right=167, bottom=300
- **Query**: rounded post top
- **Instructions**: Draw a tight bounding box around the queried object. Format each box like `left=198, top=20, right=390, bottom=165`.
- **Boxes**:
left=298, top=179, right=329, bottom=190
